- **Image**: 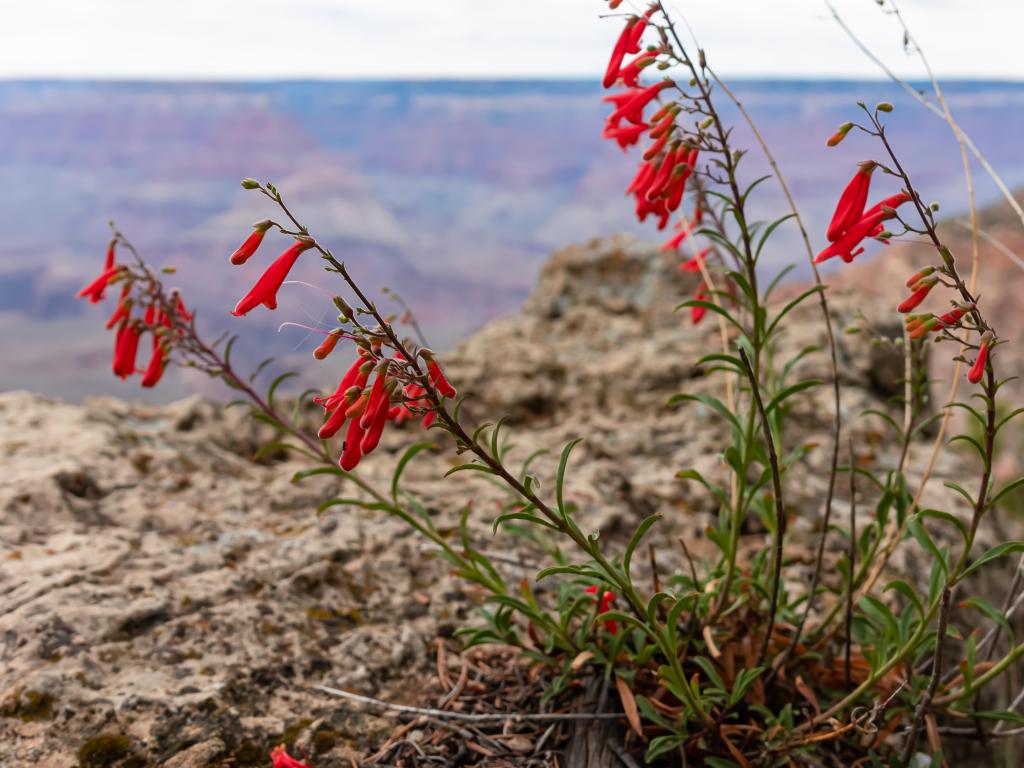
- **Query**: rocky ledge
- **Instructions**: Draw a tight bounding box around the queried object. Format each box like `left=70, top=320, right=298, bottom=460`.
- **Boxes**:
left=0, top=236, right=992, bottom=766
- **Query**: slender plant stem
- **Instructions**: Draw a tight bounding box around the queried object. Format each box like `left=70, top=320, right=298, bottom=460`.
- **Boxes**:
left=739, top=348, right=786, bottom=666
left=705, top=66, right=843, bottom=663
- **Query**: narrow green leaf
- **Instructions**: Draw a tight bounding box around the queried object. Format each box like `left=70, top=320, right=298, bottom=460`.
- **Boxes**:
left=267, top=371, right=299, bottom=410
left=391, top=441, right=436, bottom=500
left=623, top=514, right=661, bottom=579
left=962, top=541, right=1024, bottom=580
left=556, top=438, right=584, bottom=517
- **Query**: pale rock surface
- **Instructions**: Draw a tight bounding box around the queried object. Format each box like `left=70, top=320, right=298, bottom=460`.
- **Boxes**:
left=0, top=235, right=1001, bottom=765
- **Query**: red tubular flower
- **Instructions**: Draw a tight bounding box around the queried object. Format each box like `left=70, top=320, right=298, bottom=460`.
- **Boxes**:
left=317, top=361, right=370, bottom=439
left=585, top=585, right=619, bottom=634
left=602, top=19, right=636, bottom=89
left=232, top=238, right=315, bottom=316
left=626, top=13, right=649, bottom=52
left=967, top=335, right=991, bottom=384
left=862, top=192, right=911, bottom=221
left=935, top=306, right=967, bottom=328
left=603, top=120, right=649, bottom=150
left=607, top=81, right=672, bottom=127
left=105, top=286, right=133, bottom=329
left=339, top=413, right=365, bottom=471
left=360, top=381, right=394, bottom=455
left=112, top=321, right=141, bottom=379
left=140, top=340, right=166, bottom=388
left=317, top=356, right=369, bottom=413
left=230, top=219, right=272, bottom=266
left=77, top=265, right=122, bottom=304
left=814, top=210, right=886, bottom=264
left=426, top=359, right=457, bottom=399
left=618, top=50, right=658, bottom=88
left=359, top=371, right=388, bottom=430
left=104, top=239, right=117, bottom=271
left=897, top=279, right=936, bottom=313
left=826, top=162, right=876, bottom=242
left=270, top=746, right=312, bottom=768
left=816, top=192, right=910, bottom=264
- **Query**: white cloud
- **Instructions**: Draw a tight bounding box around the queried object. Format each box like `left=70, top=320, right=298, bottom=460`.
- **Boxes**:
left=1, top=0, right=1021, bottom=79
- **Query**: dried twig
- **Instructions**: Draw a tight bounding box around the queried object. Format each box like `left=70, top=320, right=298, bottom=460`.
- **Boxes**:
left=315, top=685, right=624, bottom=723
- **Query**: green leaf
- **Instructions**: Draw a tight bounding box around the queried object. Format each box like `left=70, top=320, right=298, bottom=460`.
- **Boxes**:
left=492, top=510, right=557, bottom=534
left=765, top=379, right=821, bottom=416
left=756, top=215, right=796, bottom=261
left=223, top=335, right=238, bottom=367
left=668, top=393, right=741, bottom=432
left=318, top=497, right=396, bottom=514
left=292, top=466, right=349, bottom=483
left=252, top=441, right=320, bottom=462
left=444, top=462, right=495, bottom=477
left=729, top=666, right=764, bottom=707
left=884, top=579, right=924, bottom=618
left=948, top=434, right=989, bottom=468
left=943, top=481, right=976, bottom=509
left=961, top=541, right=1024, bottom=580
left=960, top=597, right=1013, bottom=644
left=692, top=656, right=726, bottom=692
left=918, top=508, right=969, bottom=543
left=677, top=468, right=728, bottom=507
left=969, top=709, right=1024, bottom=725
left=645, top=734, right=685, bottom=763
left=556, top=438, right=584, bottom=518
left=989, top=477, right=1024, bottom=509
left=536, top=564, right=590, bottom=581
left=391, top=441, right=436, bottom=500
left=675, top=299, right=744, bottom=332
left=765, top=285, right=825, bottom=337
left=908, top=515, right=948, bottom=577
left=997, top=407, right=1024, bottom=433
left=267, top=371, right=299, bottom=410
left=862, top=408, right=903, bottom=437
left=249, top=356, right=275, bottom=383
left=623, top=514, right=661, bottom=579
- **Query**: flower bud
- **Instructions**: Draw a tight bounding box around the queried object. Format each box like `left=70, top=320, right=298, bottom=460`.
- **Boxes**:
left=826, top=122, right=854, bottom=147
left=876, top=102, right=894, bottom=113
left=897, top=278, right=936, bottom=313
left=333, top=296, right=353, bottom=320
left=314, top=330, right=343, bottom=360
left=905, top=266, right=935, bottom=288
left=240, top=178, right=260, bottom=190
left=939, top=246, right=956, bottom=270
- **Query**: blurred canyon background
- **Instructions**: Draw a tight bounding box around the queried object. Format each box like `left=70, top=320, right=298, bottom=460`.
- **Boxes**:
left=2, top=78, right=1023, bottom=401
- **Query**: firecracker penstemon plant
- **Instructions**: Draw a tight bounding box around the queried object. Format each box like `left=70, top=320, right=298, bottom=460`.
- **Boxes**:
left=73, top=2, right=1024, bottom=765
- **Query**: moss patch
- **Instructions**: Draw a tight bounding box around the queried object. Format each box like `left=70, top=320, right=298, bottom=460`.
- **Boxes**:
left=77, top=733, right=133, bottom=767
left=0, top=688, right=55, bottom=722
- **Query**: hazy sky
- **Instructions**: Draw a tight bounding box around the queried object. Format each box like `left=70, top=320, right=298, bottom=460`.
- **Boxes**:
left=2, top=0, right=1021, bottom=80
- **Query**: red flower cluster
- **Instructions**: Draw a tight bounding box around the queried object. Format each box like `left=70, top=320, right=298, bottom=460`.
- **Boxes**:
left=228, top=223, right=315, bottom=316
left=602, top=12, right=695, bottom=231
left=585, top=585, right=619, bottom=634
left=816, top=162, right=910, bottom=264
left=76, top=240, right=183, bottom=388
left=601, top=8, right=710, bottom=326
left=313, top=346, right=456, bottom=471
left=904, top=305, right=968, bottom=340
